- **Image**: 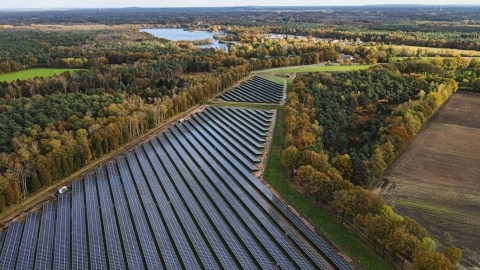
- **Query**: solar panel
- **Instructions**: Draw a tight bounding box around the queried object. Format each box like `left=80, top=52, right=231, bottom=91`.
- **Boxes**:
left=158, top=133, right=255, bottom=269
left=34, top=202, right=56, bottom=270
left=0, top=221, right=24, bottom=269
left=173, top=124, right=298, bottom=269
left=163, top=129, right=275, bottom=269
left=219, top=76, right=284, bottom=104
left=106, top=161, right=145, bottom=270
left=116, top=155, right=163, bottom=269
left=176, top=111, right=319, bottom=269
left=135, top=145, right=201, bottom=270
left=84, top=174, right=107, bottom=269
left=53, top=193, right=71, bottom=270
left=0, top=231, right=5, bottom=254
left=16, top=211, right=41, bottom=270
left=198, top=112, right=264, bottom=152
left=146, top=139, right=219, bottom=269
left=95, top=166, right=126, bottom=270
left=189, top=118, right=260, bottom=171
left=72, top=180, right=89, bottom=270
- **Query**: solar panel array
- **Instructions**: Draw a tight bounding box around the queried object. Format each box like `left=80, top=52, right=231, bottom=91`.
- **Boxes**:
left=219, top=76, right=285, bottom=104
left=0, top=106, right=352, bottom=270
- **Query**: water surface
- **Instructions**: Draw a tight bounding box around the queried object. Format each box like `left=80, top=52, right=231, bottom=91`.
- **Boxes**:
left=141, top=28, right=228, bottom=52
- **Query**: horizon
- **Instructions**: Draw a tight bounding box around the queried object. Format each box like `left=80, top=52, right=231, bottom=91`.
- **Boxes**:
left=2, top=1, right=480, bottom=9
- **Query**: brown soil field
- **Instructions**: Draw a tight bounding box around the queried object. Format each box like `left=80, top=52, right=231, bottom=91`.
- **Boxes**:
left=379, top=92, right=480, bottom=269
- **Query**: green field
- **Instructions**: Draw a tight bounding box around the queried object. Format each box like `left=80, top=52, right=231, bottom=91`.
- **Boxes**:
left=256, top=65, right=371, bottom=74
left=0, top=68, right=79, bottom=83
left=263, top=101, right=391, bottom=268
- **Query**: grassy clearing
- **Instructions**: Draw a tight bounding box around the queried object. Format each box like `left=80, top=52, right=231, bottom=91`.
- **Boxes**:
left=0, top=68, right=79, bottom=82
left=264, top=108, right=392, bottom=270
left=257, top=65, right=371, bottom=74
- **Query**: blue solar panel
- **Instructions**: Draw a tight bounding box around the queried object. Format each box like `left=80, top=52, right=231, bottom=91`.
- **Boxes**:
left=53, top=193, right=71, bottom=270
left=174, top=123, right=298, bottom=269
left=134, top=145, right=201, bottom=270
left=159, top=131, right=262, bottom=269
left=116, top=156, right=163, bottom=270
left=208, top=107, right=266, bottom=141
left=72, top=180, right=89, bottom=270
left=219, top=76, right=284, bottom=104
left=0, top=231, right=5, bottom=254
left=158, top=134, right=252, bottom=269
left=144, top=140, right=220, bottom=269
left=185, top=119, right=258, bottom=171
left=84, top=174, right=107, bottom=269
left=95, top=166, right=126, bottom=270
left=223, top=108, right=269, bottom=131
left=106, top=161, right=145, bottom=270
left=35, top=202, right=56, bottom=270
left=0, top=221, right=24, bottom=269
left=16, top=211, right=41, bottom=270
left=169, top=127, right=278, bottom=269
left=125, top=150, right=182, bottom=270
left=195, top=113, right=263, bottom=156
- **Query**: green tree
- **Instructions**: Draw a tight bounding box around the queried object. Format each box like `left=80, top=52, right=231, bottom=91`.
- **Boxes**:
left=443, top=246, right=462, bottom=265
left=422, top=237, right=437, bottom=252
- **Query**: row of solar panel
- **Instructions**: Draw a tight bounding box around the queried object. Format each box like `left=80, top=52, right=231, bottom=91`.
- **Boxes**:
left=0, top=106, right=349, bottom=270
left=220, top=76, right=285, bottom=104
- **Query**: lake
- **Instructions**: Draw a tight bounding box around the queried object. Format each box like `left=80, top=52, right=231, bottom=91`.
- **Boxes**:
left=140, top=28, right=228, bottom=52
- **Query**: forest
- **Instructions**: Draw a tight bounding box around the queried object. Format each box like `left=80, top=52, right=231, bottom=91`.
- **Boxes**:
left=0, top=6, right=478, bottom=269
left=280, top=61, right=463, bottom=268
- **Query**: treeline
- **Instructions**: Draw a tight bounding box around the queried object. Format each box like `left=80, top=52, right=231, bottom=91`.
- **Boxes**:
left=0, top=26, right=178, bottom=74
left=269, top=26, right=480, bottom=51
left=281, top=62, right=461, bottom=268
left=0, top=27, right=251, bottom=211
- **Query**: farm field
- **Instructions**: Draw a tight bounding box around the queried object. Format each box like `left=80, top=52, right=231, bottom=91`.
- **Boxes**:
left=0, top=68, right=78, bottom=83
left=379, top=92, right=480, bottom=268
left=0, top=106, right=352, bottom=269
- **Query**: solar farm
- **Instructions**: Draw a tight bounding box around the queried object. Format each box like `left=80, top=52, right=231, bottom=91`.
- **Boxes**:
left=219, top=76, right=285, bottom=104
left=0, top=106, right=351, bottom=270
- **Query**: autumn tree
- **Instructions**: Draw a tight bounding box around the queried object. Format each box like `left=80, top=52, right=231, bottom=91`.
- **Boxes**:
left=413, top=251, right=454, bottom=270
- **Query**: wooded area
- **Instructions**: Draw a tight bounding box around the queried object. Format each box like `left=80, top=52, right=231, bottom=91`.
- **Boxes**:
left=280, top=61, right=465, bottom=268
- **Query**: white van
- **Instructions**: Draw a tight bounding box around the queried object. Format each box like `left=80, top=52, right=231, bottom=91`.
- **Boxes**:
left=58, top=186, right=68, bottom=194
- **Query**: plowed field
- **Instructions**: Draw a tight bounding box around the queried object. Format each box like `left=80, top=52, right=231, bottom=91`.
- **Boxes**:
left=379, top=92, right=480, bottom=268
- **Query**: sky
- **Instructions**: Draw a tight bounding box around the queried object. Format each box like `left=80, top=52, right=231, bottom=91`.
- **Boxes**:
left=2, top=0, right=479, bottom=9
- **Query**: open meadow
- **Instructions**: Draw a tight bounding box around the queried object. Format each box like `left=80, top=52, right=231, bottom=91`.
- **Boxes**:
left=0, top=68, right=78, bottom=82
left=379, top=91, right=480, bottom=268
